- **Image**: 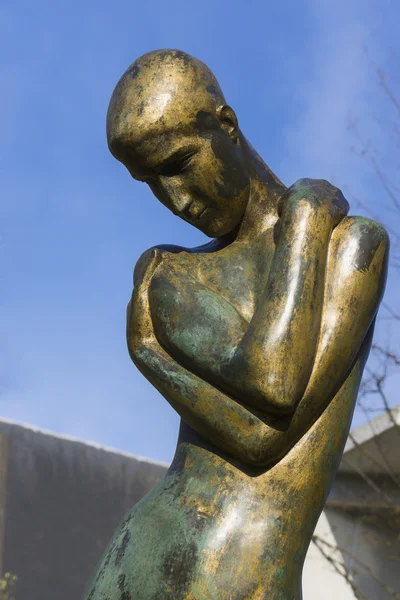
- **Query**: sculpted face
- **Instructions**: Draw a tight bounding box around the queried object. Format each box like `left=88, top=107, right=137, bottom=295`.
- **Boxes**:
left=107, top=50, right=251, bottom=237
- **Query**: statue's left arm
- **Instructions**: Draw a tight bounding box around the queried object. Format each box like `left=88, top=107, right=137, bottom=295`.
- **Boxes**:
left=127, top=249, right=282, bottom=466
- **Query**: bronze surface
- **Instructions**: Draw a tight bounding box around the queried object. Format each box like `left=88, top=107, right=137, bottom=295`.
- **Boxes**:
left=84, top=49, right=389, bottom=599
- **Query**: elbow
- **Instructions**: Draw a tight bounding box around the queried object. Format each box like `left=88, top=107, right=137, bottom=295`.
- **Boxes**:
left=127, top=334, right=141, bottom=364
left=262, top=390, right=298, bottom=416
left=246, top=378, right=302, bottom=417
left=127, top=339, right=153, bottom=370
left=230, top=351, right=307, bottom=417
left=242, top=447, right=272, bottom=469
left=240, top=436, right=284, bottom=470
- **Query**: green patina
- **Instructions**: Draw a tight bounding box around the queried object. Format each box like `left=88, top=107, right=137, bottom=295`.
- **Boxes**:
left=84, top=48, right=388, bottom=600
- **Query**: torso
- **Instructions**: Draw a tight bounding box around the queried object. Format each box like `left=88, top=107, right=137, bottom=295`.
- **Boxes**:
left=85, top=352, right=367, bottom=600
left=84, top=215, right=384, bottom=600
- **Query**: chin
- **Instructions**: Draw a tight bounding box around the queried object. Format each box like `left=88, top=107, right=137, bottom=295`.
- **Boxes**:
left=199, top=223, right=219, bottom=238
left=197, top=216, right=237, bottom=238
left=198, top=224, right=225, bottom=238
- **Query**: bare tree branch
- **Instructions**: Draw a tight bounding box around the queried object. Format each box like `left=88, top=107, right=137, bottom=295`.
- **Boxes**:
left=313, top=536, right=400, bottom=599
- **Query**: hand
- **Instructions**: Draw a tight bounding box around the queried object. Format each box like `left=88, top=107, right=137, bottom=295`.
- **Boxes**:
left=127, top=248, right=162, bottom=361
left=278, top=178, right=349, bottom=228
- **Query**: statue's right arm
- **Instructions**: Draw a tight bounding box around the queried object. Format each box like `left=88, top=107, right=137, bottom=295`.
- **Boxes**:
left=222, top=180, right=388, bottom=417
left=127, top=248, right=274, bottom=467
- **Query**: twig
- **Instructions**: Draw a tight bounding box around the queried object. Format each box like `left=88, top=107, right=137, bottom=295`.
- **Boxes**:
left=313, top=535, right=400, bottom=599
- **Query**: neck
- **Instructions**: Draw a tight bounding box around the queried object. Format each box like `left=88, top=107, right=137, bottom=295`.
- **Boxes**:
left=235, top=136, right=287, bottom=243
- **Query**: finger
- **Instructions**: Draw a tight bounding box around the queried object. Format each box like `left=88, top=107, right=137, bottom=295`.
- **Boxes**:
left=333, top=189, right=350, bottom=217
left=134, top=247, right=163, bottom=289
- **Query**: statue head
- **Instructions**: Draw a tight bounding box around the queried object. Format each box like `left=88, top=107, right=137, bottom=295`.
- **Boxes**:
left=107, top=49, right=251, bottom=237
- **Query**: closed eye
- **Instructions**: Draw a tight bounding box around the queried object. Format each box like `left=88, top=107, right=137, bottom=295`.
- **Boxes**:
left=157, top=151, right=197, bottom=177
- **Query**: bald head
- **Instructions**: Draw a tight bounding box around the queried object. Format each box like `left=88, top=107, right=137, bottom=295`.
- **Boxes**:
left=107, top=49, right=227, bottom=159
left=106, top=50, right=255, bottom=238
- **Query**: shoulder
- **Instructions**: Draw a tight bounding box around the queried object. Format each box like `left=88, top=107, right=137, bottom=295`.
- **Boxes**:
left=337, top=216, right=389, bottom=272
left=340, top=216, right=389, bottom=248
left=133, top=239, right=222, bottom=286
left=133, top=244, right=188, bottom=286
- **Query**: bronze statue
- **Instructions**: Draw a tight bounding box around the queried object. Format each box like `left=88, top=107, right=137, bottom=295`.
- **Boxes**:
left=84, top=49, right=389, bottom=599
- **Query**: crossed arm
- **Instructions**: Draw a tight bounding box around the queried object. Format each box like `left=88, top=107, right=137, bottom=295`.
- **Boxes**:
left=127, top=180, right=389, bottom=466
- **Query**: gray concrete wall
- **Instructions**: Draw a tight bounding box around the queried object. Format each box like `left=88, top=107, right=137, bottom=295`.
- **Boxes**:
left=0, top=420, right=168, bottom=600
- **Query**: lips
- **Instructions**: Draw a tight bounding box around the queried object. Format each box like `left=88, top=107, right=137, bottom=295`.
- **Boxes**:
left=187, top=200, right=202, bottom=218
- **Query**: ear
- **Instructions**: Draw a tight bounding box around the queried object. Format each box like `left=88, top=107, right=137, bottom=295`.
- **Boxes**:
left=217, top=105, right=239, bottom=143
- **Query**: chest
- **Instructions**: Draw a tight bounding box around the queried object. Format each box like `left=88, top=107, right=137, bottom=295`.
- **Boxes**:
left=148, top=232, right=275, bottom=377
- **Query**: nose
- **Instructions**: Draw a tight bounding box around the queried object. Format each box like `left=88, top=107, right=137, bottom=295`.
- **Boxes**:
left=156, top=176, right=192, bottom=215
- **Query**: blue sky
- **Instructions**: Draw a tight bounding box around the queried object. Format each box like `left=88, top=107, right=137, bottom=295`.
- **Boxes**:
left=1, top=0, right=399, bottom=463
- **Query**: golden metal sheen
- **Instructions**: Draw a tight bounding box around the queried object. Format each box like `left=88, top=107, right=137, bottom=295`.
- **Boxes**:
left=84, top=49, right=389, bottom=600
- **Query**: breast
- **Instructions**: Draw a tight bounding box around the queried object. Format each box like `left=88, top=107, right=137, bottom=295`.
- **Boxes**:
left=149, top=261, right=248, bottom=381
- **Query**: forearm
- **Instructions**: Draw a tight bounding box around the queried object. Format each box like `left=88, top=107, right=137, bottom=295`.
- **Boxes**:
left=132, top=339, right=271, bottom=467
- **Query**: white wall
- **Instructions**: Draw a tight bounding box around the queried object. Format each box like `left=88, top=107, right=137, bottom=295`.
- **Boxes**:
left=303, top=510, right=356, bottom=600
left=303, top=508, right=400, bottom=599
